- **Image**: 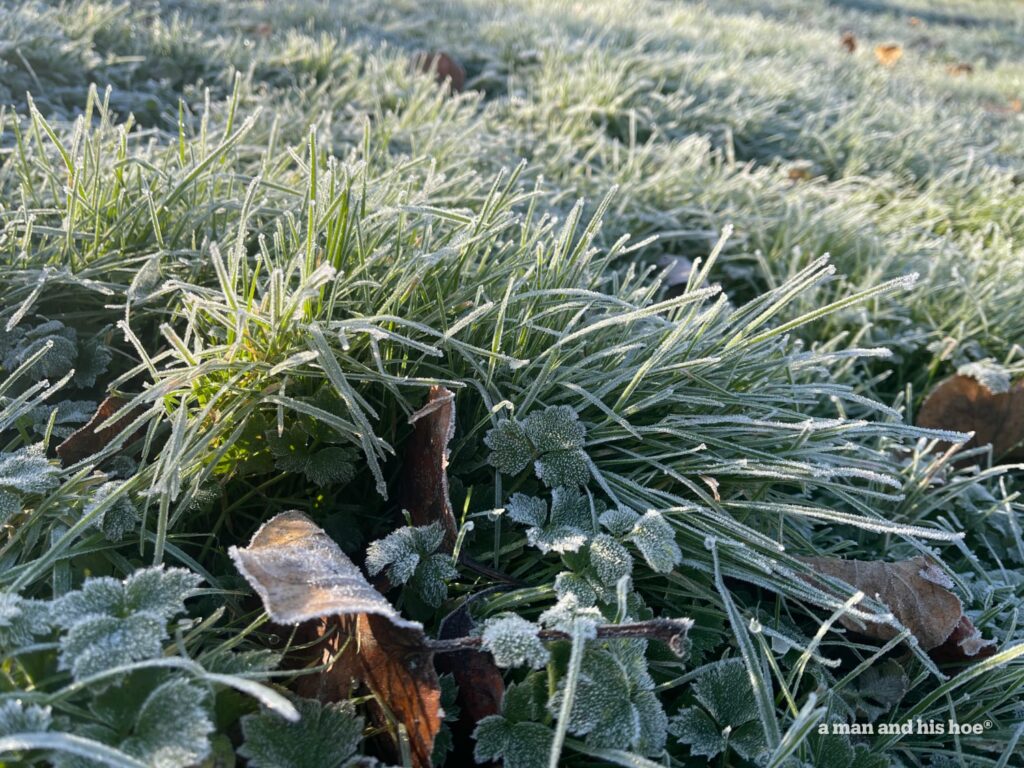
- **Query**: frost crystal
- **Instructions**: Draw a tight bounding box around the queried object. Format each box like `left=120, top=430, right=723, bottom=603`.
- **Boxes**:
left=957, top=360, right=1011, bottom=394
left=481, top=614, right=550, bottom=669
left=55, top=566, right=202, bottom=680
left=629, top=511, right=682, bottom=573
left=364, top=523, right=457, bottom=607
left=669, top=658, right=766, bottom=760
left=0, top=445, right=60, bottom=495
left=240, top=698, right=363, bottom=768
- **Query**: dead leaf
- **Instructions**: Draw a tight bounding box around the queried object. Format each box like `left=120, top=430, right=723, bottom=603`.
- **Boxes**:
left=655, top=254, right=694, bottom=297
left=230, top=511, right=442, bottom=768
left=946, top=62, right=974, bottom=76
left=401, top=386, right=459, bottom=551
left=798, top=556, right=995, bottom=660
left=908, top=16, right=921, bottom=27
left=411, top=51, right=466, bottom=94
left=435, top=601, right=504, bottom=762
left=875, top=44, right=904, bottom=67
left=840, top=32, right=857, bottom=53
left=916, top=374, right=1024, bottom=461
left=56, top=395, right=145, bottom=467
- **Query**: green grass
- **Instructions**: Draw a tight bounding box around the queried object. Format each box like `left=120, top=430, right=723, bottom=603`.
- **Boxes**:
left=1, top=1, right=1023, bottom=766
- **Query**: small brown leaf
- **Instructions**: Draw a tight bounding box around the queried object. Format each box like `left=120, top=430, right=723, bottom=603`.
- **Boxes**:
left=946, top=62, right=974, bottom=76
left=55, top=396, right=145, bottom=467
left=230, top=512, right=442, bottom=768
left=874, top=44, right=904, bottom=66
left=435, top=601, right=504, bottom=759
left=411, top=51, right=466, bottom=94
left=798, top=556, right=995, bottom=659
left=916, top=374, right=1024, bottom=461
left=840, top=32, right=857, bottom=53
left=401, top=386, right=458, bottom=551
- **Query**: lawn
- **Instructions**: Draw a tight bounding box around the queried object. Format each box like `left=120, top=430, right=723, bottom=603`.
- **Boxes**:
left=1, top=0, right=1023, bottom=766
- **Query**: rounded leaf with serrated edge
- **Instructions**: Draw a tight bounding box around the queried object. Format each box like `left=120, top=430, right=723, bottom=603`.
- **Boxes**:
left=485, top=419, right=533, bottom=475
left=481, top=614, right=549, bottom=669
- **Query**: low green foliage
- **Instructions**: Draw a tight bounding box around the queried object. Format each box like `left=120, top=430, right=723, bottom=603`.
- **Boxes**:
left=1, top=0, right=1023, bottom=766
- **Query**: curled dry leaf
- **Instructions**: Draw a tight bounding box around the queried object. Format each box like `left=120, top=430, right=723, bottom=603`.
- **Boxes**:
left=56, top=395, right=146, bottom=467
left=799, top=556, right=995, bottom=661
left=230, top=511, right=442, bottom=768
left=946, top=62, right=974, bottom=76
left=840, top=32, right=857, bottom=53
left=874, top=44, right=904, bottom=66
left=411, top=51, right=466, bottom=93
left=401, top=386, right=459, bottom=551
left=916, top=374, right=1024, bottom=461
left=435, top=600, right=504, bottom=762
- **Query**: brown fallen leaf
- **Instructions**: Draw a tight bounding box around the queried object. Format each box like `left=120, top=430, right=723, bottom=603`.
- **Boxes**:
left=875, top=44, right=904, bottom=67
left=798, top=556, right=995, bottom=660
left=401, top=386, right=459, bottom=551
left=411, top=51, right=466, bottom=94
left=56, top=395, right=146, bottom=467
left=916, top=374, right=1024, bottom=462
left=230, top=511, right=442, bottom=768
left=434, top=601, right=504, bottom=764
left=840, top=32, right=857, bottom=53
left=946, top=62, right=974, bottom=76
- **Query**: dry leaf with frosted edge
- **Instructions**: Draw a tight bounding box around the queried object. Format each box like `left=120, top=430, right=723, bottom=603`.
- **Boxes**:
left=411, top=51, right=466, bottom=93
left=401, top=386, right=458, bottom=551
left=840, top=32, right=857, bottom=53
left=56, top=395, right=146, bottom=467
left=916, top=375, right=1024, bottom=461
left=434, top=601, right=504, bottom=762
left=229, top=511, right=442, bottom=768
left=798, top=556, right=995, bottom=660
left=874, top=44, right=903, bottom=66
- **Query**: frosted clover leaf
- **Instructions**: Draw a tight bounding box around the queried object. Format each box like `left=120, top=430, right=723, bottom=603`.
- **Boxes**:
left=539, top=594, right=602, bottom=638
left=474, top=676, right=553, bottom=768
left=1, top=320, right=77, bottom=381
left=668, top=658, right=766, bottom=760
left=0, top=592, right=53, bottom=648
left=240, top=698, right=363, bottom=768
left=549, top=640, right=667, bottom=754
left=365, top=523, right=458, bottom=607
left=485, top=405, right=589, bottom=487
left=628, top=511, right=682, bottom=573
left=589, top=534, right=634, bottom=590
left=506, top=486, right=592, bottom=554
left=0, top=445, right=60, bottom=495
left=54, top=566, right=202, bottom=680
left=481, top=614, right=549, bottom=669
left=0, top=699, right=52, bottom=737
left=120, top=677, right=213, bottom=767
left=600, top=508, right=681, bottom=574
left=267, top=426, right=357, bottom=487
left=83, top=482, right=141, bottom=542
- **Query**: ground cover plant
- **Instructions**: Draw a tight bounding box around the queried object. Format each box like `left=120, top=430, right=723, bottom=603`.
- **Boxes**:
left=1, top=0, right=1023, bottom=766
